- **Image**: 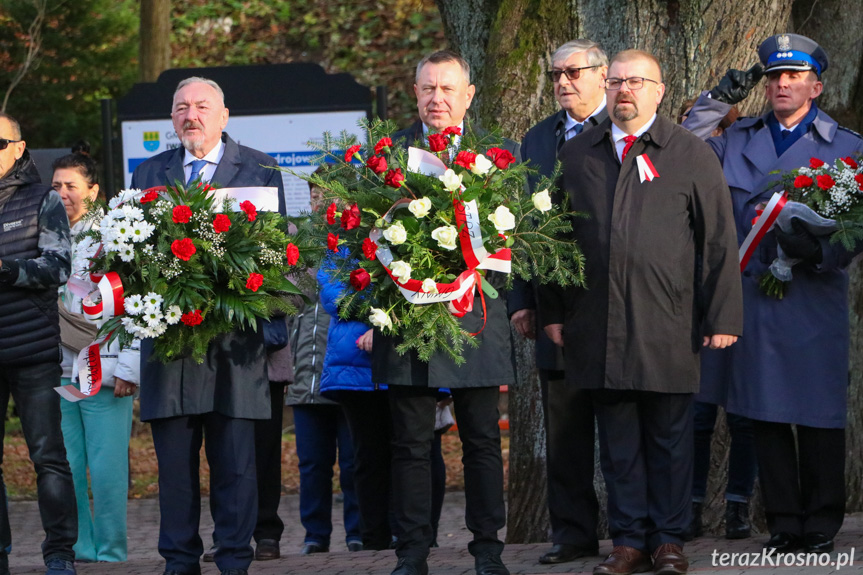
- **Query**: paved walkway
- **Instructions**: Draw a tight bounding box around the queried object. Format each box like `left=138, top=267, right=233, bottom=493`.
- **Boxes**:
left=7, top=493, right=862, bottom=574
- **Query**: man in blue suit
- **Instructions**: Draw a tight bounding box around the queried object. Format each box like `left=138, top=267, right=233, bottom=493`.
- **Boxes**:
left=513, top=39, right=607, bottom=566
left=129, top=77, right=285, bottom=575
left=684, top=34, right=863, bottom=554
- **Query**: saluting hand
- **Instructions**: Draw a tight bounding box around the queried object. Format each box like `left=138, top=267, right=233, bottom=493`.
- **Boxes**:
left=710, top=64, right=764, bottom=105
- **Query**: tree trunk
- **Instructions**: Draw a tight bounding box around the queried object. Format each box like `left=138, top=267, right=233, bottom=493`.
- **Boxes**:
left=140, top=0, right=172, bottom=82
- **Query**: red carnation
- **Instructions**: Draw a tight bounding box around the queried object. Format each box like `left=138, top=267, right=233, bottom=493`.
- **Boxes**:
left=443, top=126, right=462, bottom=137
left=362, top=238, right=377, bottom=260
left=843, top=157, right=859, bottom=169
left=794, top=175, right=814, bottom=188
left=809, top=157, right=825, bottom=169
left=140, top=189, right=159, bottom=203
left=816, top=174, right=835, bottom=190
left=855, top=174, right=863, bottom=190
left=366, top=155, right=388, bottom=174
left=428, top=133, right=448, bottom=152
left=240, top=200, right=257, bottom=222
left=487, top=147, right=516, bottom=169
left=171, top=238, right=196, bottom=261
left=212, top=214, right=231, bottom=233
left=454, top=151, right=477, bottom=170
left=181, top=309, right=203, bottom=326
left=349, top=268, right=371, bottom=291
left=246, top=272, right=264, bottom=292
left=384, top=168, right=405, bottom=188
left=172, top=205, right=192, bottom=223
left=344, top=145, right=362, bottom=162
left=341, top=203, right=362, bottom=230
left=326, top=202, right=337, bottom=225
left=327, top=233, right=339, bottom=251
left=374, top=137, right=393, bottom=155
left=286, top=242, right=300, bottom=265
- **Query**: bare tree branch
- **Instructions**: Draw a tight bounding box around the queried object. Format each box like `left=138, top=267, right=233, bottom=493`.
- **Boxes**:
left=2, top=0, right=49, bottom=113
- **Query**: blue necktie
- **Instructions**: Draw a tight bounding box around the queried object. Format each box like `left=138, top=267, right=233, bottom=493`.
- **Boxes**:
left=187, top=159, right=208, bottom=186
left=566, top=123, right=584, bottom=141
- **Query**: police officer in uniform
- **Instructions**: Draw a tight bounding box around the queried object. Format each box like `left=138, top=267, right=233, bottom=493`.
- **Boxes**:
left=683, top=34, right=863, bottom=554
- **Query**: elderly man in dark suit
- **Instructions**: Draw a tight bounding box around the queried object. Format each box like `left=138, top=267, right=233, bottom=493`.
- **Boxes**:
left=129, top=76, right=285, bottom=575
left=513, top=39, right=608, bottom=565
left=372, top=50, right=517, bottom=575
left=540, top=50, right=742, bottom=575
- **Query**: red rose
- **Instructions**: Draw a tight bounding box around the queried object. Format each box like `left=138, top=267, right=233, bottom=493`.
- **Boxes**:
left=816, top=174, right=835, bottom=190
left=362, top=238, right=377, bottom=260
left=794, top=175, right=814, bottom=188
left=171, top=238, right=196, bottom=261
left=454, top=151, right=477, bottom=170
left=855, top=174, right=863, bottom=190
left=172, top=205, right=192, bottom=223
left=327, top=232, right=339, bottom=251
left=341, top=203, right=362, bottom=230
left=349, top=268, right=371, bottom=291
left=487, top=147, right=516, bottom=169
left=443, top=126, right=462, bottom=137
left=246, top=272, right=264, bottom=292
left=326, top=202, right=337, bottom=225
left=366, top=155, right=388, bottom=174
left=286, top=242, right=300, bottom=265
left=212, top=213, right=231, bottom=233
left=140, top=189, right=159, bottom=203
left=344, top=145, right=362, bottom=162
left=843, top=157, right=859, bottom=169
left=374, top=137, right=393, bottom=155
left=809, top=157, right=825, bottom=169
left=181, top=309, right=203, bottom=326
left=428, top=133, right=448, bottom=152
left=384, top=168, right=405, bottom=188
left=240, top=200, right=257, bottom=222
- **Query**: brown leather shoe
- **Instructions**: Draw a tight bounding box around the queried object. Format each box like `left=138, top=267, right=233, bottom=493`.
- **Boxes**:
left=593, top=546, right=652, bottom=575
left=652, top=543, right=689, bottom=575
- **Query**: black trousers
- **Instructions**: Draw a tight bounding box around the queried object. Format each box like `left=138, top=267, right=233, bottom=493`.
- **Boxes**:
left=151, top=412, right=257, bottom=574
left=541, top=370, right=599, bottom=548
left=592, top=390, right=693, bottom=553
left=389, top=385, right=505, bottom=559
left=753, top=420, right=845, bottom=538
left=254, top=381, right=286, bottom=542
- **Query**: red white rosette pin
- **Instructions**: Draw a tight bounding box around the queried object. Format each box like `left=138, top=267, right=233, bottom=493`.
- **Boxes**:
left=636, top=153, right=659, bottom=183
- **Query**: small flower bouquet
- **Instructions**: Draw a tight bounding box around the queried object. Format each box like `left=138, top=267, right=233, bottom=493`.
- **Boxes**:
left=76, top=181, right=309, bottom=363
left=761, top=155, right=863, bottom=298
left=296, top=119, right=585, bottom=363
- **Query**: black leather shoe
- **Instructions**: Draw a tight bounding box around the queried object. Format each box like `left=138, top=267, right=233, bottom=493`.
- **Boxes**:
left=203, top=544, right=218, bottom=562
left=764, top=532, right=802, bottom=553
left=804, top=532, right=834, bottom=553
left=391, top=556, right=429, bottom=575
left=475, top=552, right=510, bottom=575
left=725, top=501, right=751, bottom=539
left=347, top=541, right=364, bottom=552
left=301, top=542, right=329, bottom=554
left=539, top=543, right=599, bottom=564
left=255, top=538, right=280, bottom=560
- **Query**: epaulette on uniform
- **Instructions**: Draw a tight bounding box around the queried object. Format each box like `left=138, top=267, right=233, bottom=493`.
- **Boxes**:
left=837, top=125, right=863, bottom=141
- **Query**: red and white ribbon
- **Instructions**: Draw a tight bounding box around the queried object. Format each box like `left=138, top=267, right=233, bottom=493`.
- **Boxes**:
left=635, top=154, right=660, bottom=183
left=738, top=191, right=788, bottom=271
left=81, top=271, right=125, bottom=321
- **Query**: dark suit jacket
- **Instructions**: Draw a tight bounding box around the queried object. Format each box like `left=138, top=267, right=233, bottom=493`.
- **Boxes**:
left=371, top=120, right=519, bottom=389
left=131, top=132, right=285, bottom=421
left=511, top=108, right=608, bottom=369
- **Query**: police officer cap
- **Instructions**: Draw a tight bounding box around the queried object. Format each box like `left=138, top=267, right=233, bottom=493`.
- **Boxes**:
left=758, top=33, right=828, bottom=76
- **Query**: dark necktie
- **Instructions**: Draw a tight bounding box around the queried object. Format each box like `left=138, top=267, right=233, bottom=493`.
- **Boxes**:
left=187, top=159, right=208, bottom=186
left=566, top=123, right=584, bottom=141
left=781, top=130, right=791, bottom=139
left=621, top=135, right=638, bottom=162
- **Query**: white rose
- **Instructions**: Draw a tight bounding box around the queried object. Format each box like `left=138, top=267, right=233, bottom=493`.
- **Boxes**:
left=439, top=169, right=463, bottom=192
left=488, top=205, right=516, bottom=232
left=369, top=307, right=393, bottom=330
left=422, top=278, right=438, bottom=293
left=390, top=260, right=412, bottom=283
left=408, top=197, right=432, bottom=218
left=383, top=221, right=408, bottom=245
left=532, top=189, right=552, bottom=212
left=431, top=225, right=458, bottom=250
left=471, top=154, right=493, bottom=176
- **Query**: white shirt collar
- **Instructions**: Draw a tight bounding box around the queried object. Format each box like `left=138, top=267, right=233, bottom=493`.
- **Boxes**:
left=610, top=113, right=657, bottom=163
left=183, top=138, right=225, bottom=182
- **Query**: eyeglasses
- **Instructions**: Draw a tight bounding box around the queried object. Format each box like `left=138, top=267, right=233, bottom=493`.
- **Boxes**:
left=0, top=138, right=21, bottom=150
left=605, top=77, right=659, bottom=91
left=548, top=66, right=599, bottom=83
